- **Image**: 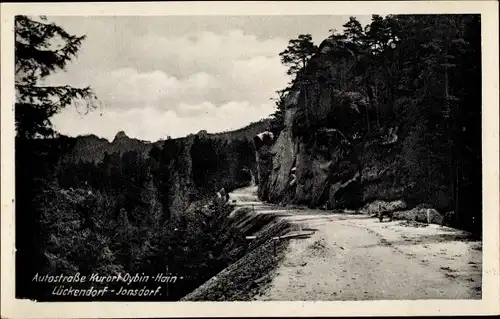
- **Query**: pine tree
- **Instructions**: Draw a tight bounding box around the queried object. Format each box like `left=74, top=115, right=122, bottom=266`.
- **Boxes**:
left=15, top=15, right=97, bottom=139
left=342, top=16, right=365, bottom=52
left=279, top=34, right=318, bottom=80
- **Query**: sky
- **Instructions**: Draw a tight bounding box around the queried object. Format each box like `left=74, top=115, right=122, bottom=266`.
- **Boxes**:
left=45, top=15, right=372, bottom=142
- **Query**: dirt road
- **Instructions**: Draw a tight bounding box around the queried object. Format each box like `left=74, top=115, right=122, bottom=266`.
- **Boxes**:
left=229, top=186, right=482, bottom=301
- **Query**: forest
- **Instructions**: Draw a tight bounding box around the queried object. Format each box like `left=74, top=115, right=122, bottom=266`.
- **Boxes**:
left=14, top=14, right=482, bottom=301
left=17, top=132, right=257, bottom=301
left=15, top=15, right=259, bottom=300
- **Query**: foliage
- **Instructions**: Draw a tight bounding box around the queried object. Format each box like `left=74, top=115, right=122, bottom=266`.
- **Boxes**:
left=15, top=15, right=97, bottom=139
left=279, top=34, right=318, bottom=81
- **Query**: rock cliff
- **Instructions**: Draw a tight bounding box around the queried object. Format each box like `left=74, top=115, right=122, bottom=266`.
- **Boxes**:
left=255, top=104, right=417, bottom=212
left=255, top=42, right=443, bottom=213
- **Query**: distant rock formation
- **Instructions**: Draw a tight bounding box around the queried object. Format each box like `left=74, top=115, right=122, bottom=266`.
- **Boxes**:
left=197, top=130, right=209, bottom=138
left=113, top=130, right=129, bottom=142
left=55, top=120, right=272, bottom=218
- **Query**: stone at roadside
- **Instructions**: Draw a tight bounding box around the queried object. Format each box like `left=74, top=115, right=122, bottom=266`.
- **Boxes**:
left=361, top=200, right=407, bottom=215
left=393, top=208, right=443, bottom=225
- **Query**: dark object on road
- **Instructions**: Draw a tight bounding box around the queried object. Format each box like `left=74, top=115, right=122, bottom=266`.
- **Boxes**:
left=378, top=211, right=394, bottom=222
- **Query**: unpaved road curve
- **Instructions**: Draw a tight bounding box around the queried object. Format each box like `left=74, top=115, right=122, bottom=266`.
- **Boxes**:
left=230, top=186, right=482, bottom=301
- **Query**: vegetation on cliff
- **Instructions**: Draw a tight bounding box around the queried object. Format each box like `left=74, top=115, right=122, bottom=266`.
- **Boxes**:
left=265, top=15, right=481, bottom=234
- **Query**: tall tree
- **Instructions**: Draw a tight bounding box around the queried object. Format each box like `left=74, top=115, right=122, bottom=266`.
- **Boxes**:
left=15, top=15, right=97, bottom=139
left=279, top=34, right=318, bottom=133
left=15, top=15, right=97, bottom=299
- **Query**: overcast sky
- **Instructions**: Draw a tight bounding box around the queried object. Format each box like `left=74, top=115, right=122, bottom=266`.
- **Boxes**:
left=46, top=15, right=372, bottom=142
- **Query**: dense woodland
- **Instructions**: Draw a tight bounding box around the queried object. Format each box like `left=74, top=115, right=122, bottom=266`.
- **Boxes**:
left=14, top=14, right=482, bottom=300
left=15, top=16, right=257, bottom=300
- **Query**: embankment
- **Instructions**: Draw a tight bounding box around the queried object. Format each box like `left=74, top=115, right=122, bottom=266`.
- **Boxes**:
left=182, top=187, right=295, bottom=301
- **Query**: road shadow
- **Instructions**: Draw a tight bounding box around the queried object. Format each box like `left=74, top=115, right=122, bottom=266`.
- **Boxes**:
left=358, top=232, right=480, bottom=249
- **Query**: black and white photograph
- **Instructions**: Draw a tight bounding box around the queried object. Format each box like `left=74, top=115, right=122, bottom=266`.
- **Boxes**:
left=1, top=1, right=499, bottom=318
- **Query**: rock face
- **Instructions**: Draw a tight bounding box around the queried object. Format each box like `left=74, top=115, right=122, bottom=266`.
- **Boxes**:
left=255, top=104, right=416, bottom=209
left=254, top=112, right=411, bottom=211
left=253, top=47, right=442, bottom=213
left=255, top=103, right=368, bottom=209
left=254, top=131, right=279, bottom=201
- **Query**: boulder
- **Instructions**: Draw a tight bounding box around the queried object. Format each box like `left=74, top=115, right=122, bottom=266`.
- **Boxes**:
left=392, top=208, right=443, bottom=225
left=361, top=200, right=407, bottom=215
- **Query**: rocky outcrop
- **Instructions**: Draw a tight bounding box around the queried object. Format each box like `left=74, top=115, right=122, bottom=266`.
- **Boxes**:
left=63, top=132, right=154, bottom=163
left=361, top=200, right=408, bottom=215
left=254, top=105, right=299, bottom=203
left=254, top=106, right=437, bottom=213
left=254, top=131, right=278, bottom=201
left=255, top=110, right=415, bottom=208
left=253, top=45, right=439, bottom=214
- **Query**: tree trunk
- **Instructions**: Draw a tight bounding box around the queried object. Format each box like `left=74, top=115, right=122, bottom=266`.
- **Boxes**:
left=444, top=43, right=458, bottom=226
left=372, top=84, right=380, bottom=129
left=365, top=103, right=371, bottom=134
left=363, top=69, right=372, bottom=134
